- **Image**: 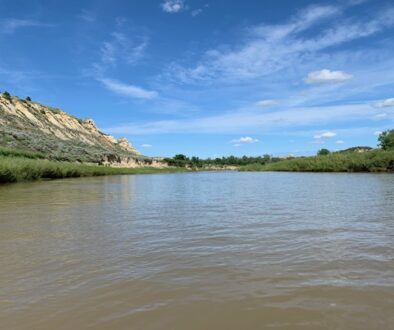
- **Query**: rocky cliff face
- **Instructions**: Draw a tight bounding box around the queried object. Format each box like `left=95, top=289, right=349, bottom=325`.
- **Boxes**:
left=0, top=94, right=159, bottom=166
left=100, top=155, right=168, bottom=168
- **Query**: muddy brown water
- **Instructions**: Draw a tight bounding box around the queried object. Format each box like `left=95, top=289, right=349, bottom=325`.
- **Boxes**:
left=1, top=172, right=394, bottom=329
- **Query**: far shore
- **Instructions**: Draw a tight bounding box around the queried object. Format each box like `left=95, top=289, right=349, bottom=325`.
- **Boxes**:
left=1, top=149, right=394, bottom=185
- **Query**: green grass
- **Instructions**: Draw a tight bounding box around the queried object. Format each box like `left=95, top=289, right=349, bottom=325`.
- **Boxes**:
left=0, top=156, right=187, bottom=184
left=239, top=150, right=394, bottom=173
left=0, top=146, right=46, bottom=159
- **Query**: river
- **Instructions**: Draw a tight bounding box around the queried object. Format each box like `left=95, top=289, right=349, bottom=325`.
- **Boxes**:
left=1, top=172, right=393, bottom=329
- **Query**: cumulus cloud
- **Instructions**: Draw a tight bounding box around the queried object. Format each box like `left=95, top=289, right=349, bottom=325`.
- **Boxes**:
left=256, top=99, right=277, bottom=107
left=231, top=137, right=259, bottom=146
left=305, top=69, right=353, bottom=84
left=99, top=78, right=158, bottom=99
left=141, top=144, right=153, bottom=148
left=374, top=130, right=382, bottom=136
left=336, top=140, right=345, bottom=144
left=375, top=98, right=394, bottom=108
left=314, top=131, right=337, bottom=139
left=161, top=0, right=186, bottom=13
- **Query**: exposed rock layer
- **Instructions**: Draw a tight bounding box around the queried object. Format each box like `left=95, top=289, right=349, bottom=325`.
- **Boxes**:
left=0, top=95, right=165, bottom=167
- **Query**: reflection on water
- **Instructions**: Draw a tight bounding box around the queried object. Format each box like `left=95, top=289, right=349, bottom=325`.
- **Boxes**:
left=0, top=172, right=394, bottom=329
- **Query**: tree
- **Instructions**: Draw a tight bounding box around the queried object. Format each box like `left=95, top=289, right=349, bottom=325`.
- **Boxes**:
left=174, top=154, right=188, bottom=161
left=378, top=130, right=394, bottom=150
left=26, top=96, right=32, bottom=101
left=2, top=91, right=11, bottom=100
left=164, top=154, right=190, bottom=167
left=317, top=148, right=330, bottom=156
left=190, top=156, right=201, bottom=167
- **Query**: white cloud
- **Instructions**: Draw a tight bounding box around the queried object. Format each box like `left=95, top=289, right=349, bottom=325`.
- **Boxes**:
left=231, top=136, right=259, bottom=144
left=100, top=32, right=148, bottom=66
left=86, top=19, right=149, bottom=80
left=231, top=136, right=259, bottom=147
left=191, top=9, right=203, bottom=17
left=161, top=0, right=186, bottom=13
left=162, top=5, right=341, bottom=82
left=374, top=113, right=388, bottom=120
left=305, top=69, right=353, bottom=84
left=99, top=78, right=158, bottom=99
left=162, top=5, right=394, bottom=84
left=314, top=131, right=337, bottom=139
left=87, top=22, right=152, bottom=98
left=375, top=98, right=394, bottom=108
left=374, top=130, right=382, bottom=136
left=191, top=4, right=208, bottom=17
left=78, top=9, right=96, bottom=22
left=1, top=19, right=53, bottom=34
left=256, top=99, right=277, bottom=107
left=336, top=140, right=345, bottom=144
left=104, top=104, right=377, bottom=135
left=141, top=144, right=153, bottom=148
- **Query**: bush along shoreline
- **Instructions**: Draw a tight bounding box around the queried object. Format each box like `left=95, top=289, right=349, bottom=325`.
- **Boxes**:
left=0, top=155, right=186, bottom=184
left=239, top=149, right=394, bottom=173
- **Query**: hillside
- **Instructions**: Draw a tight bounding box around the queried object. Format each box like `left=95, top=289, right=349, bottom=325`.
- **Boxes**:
left=0, top=93, right=161, bottom=167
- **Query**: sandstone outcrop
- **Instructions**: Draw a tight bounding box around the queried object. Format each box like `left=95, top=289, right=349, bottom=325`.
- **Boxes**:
left=0, top=94, right=166, bottom=167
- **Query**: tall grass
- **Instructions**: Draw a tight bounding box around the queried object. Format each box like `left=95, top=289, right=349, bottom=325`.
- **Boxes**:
left=0, top=156, right=185, bottom=183
left=240, top=150, right=394, bottom=173
left=0, top=146, right=46, bottom=159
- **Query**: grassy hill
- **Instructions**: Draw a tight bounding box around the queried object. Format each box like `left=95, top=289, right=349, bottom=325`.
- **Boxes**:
left=0, top=92, right=144, bottom=163
left=0, top=91, right=179, bottom=183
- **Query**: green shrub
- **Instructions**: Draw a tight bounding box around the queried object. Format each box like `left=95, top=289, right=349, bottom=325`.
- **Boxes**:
left=2, top=91, right=11, bottom=100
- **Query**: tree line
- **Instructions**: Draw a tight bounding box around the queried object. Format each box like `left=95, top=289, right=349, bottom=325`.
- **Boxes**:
left=165, top=130, right=394, bottom=168
left=163, top=154, right=285, bottom=168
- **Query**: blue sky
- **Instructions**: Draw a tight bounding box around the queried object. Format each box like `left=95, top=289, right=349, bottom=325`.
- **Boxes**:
left=1, top=0, right=393, bottom=157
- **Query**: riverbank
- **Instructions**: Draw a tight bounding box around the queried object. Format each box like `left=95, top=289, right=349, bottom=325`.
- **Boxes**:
left=0, top=155, right=187, bottom=184
left=239, top=149, right=394, bottom=172
left=2, top=145, right=394, bottom=184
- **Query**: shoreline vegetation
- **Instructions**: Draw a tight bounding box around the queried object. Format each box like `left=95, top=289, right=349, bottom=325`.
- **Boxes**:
left=1, top=145, right=393, bottom=184
left=162, top=149, right=394, bottom=173
left=239, top=149, right=394, bottom=173
left=0, top=148, right=187, bottom=184
left=163, top=130, right=394, bottom=173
